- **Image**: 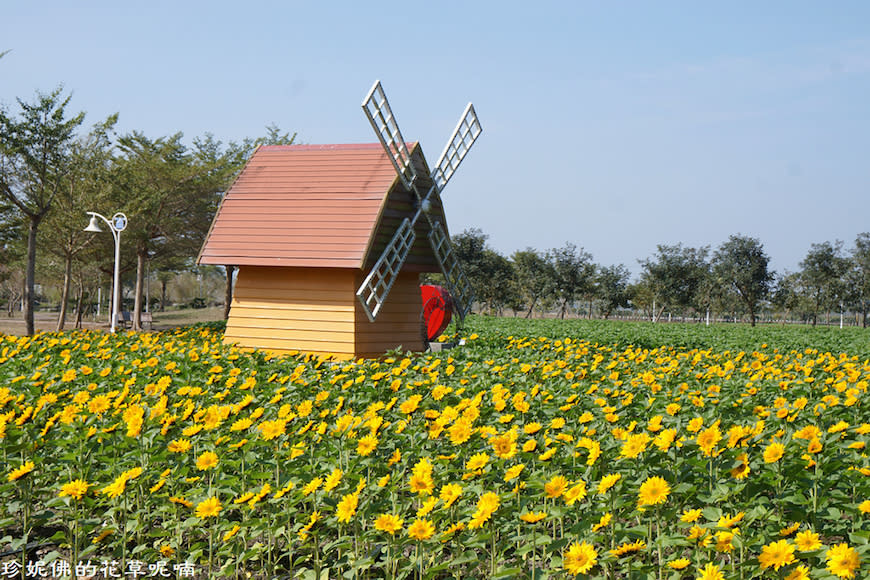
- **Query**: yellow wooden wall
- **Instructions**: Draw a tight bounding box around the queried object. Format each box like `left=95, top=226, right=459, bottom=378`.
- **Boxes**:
left=354, top=270, right=425, bottom=358
left=225, top=266, right=356, bottom=358
left=225, top=266, right=424, bottom=359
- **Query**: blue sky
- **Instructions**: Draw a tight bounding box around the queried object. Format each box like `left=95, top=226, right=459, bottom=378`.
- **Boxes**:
left=2, top=1, right=868, bottom=277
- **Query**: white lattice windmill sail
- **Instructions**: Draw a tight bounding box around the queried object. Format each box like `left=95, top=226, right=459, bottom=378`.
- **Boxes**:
left=356, top=80, right=481, bottom=323
left=361, top=81, right=416, bottom=190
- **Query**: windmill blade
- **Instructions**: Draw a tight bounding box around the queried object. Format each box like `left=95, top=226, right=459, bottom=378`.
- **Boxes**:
left=428, top=221, right=474, bottom=320
left=431, top=103, right=482, bottom=192
left=362, top=80, right=417, bottom=190
left=356, top=218, right=416, bottom=322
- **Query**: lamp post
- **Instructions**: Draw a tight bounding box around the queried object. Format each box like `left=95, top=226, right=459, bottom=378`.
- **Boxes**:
left=84, top=212, right=128, bottom=333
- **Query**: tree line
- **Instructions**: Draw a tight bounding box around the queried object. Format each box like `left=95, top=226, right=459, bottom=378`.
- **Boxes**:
left=0, top=85, right=294, bottom=334
left=450, top=229, right=870, bottom=327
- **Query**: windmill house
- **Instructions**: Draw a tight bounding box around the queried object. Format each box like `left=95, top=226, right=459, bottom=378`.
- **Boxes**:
left=197, top=81, right=481, bottom=360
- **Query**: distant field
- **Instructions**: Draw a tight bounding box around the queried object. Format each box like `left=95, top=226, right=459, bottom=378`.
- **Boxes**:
left=462, top=316, right=870, bottom=359
left=0, top=307, right=224, bottom=336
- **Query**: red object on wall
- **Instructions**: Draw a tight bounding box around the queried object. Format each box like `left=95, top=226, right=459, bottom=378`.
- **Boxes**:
left=420, top=285, right=453, bottom=341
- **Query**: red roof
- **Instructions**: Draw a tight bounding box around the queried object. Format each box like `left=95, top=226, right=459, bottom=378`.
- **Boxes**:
left=198, top=143, right=445, bottom=271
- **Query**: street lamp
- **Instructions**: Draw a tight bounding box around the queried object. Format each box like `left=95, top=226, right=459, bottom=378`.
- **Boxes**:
left=84, top=211, right=128, bottom=333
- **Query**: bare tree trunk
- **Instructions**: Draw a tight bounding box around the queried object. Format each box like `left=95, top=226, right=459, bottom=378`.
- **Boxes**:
left=56, top=255, right=73, bottom=331
left=133, top=250, right=146, bottom=331
left=160, top=278, right=167, bottom=312
left=224, top=265, right=235, bottom=319
left=74, top=278, right=85, bottom=329
left=524, top=297, right=536, bottom=319
left=24, top=220, right=39, bottom=335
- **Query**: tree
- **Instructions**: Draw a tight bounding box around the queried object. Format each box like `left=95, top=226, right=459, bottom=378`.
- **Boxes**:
left=628, top=279, right=655, bottom=321
left=770, top=272, right=804, bottom=322
left=851, top=233, right=870, bottom=327
left=0, top=199, right=22, bottom=279
left=41, top=114, right=118, bottom=330
left=547, top=243, right=595, bottom=319
left=478, top=249, right=520, bottom=315
left=638, top=244, right=710, bottom=322
left=111, top=132, right=240, bottom=329
left=0, top=87, right=85, bottom=334
left=799, top=241, right=850, bottom=326
left=451, top=229, right=522, bottom=315
left=712, top=234, right=774, bottom=327
left=0, top=199, right=24, bottom=314
left=452, top=228, right=489, bottom=313
left=595, top=264, right=632, bottom=319
left=512, top=248, right=555, bottom=318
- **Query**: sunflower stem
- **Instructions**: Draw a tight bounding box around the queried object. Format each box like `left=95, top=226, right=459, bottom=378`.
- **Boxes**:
left=491, top=525, right=496, bottom=576
left=417, top=541, right=422, bottom=580
left=655, top=506, right=663, bottom=580
left=207, top=523, right=214, bottom=577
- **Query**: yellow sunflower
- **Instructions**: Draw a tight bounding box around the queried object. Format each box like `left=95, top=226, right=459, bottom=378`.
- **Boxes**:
left=7, top=461, right=35, bottom=482
left=374, top=513, right=403, bottom=535
left=407, top=518, right=435, bottom=541
left=196, top=451, right=219, bottom=471
left=59, top=479, right=89, bottom=500
left=826, top=543, right=860, bottom=578
left=195, top=496, right=222, bottom=519
left=544, top=475, right=569, bottom=499
left=563, top=541, right=597, bottom=575
left=597, top=473, right=621, bottom=494
left=795, top=530, right=822, bottom=551
left=759, top=539, right=796, bottom=571
left=638, top=476, right=670, bottom=507
left=335, top=492, right=358, bottom=523
left=519, top=511, right=547, bottom=523
left=763, top=441, right=785, bottom=463
left=356, top=434, right=378, bottom=456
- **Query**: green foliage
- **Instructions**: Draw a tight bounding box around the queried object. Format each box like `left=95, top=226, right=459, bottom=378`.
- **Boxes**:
left=638, top=244, right=710, bottom=320
left=799, top=240, right=852, bottom=326
left=712, top=234, right=774, bottom=327
left=594, top=264, right=632, bottom=319
left=511, top=249, right=555, bottom=318
left=0, top=87, right=86, bottom=334
left=547, top=243, right=595, bottom=319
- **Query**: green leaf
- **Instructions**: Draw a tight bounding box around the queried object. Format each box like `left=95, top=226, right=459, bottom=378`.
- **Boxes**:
left=849, top=532, right=870, bottom=545
left=702, top=506, right=722, bottom=521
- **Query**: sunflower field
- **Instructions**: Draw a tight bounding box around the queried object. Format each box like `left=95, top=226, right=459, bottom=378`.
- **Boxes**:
left=1, top=318, right=869, bottom=579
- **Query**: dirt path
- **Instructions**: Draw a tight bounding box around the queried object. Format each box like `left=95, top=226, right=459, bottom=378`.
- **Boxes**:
left=0, top=307, right=225, bottom=336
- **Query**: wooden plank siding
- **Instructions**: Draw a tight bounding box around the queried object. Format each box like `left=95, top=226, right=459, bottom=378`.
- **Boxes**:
left=354, top=270, right=425, bottom=357
left=224, top=265, right=425, bottom=359
left=224, top=266, right=357, bottom=358
left=361, top=148, right=447, bottom=273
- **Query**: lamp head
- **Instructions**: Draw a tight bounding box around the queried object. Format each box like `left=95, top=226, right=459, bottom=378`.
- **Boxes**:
left=84, top=215, right=103, bottom=233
